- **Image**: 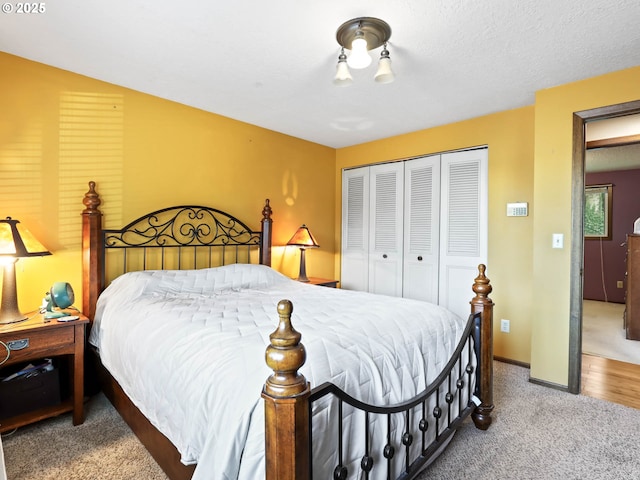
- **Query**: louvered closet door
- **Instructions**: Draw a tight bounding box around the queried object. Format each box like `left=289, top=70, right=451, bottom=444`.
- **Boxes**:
left=368, top=162, right=404, bottom=296
left=439, top=148, right=488, bottom=320
left=341, top=167, right=370, bottom=291
left=403, top=155, right=441, bottom=302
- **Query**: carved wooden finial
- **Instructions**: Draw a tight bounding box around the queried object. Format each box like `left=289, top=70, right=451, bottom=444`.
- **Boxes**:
left=82, top=181, right=102, bottom=215
left=472, top=264, right=493, bottom=300
left=262, top=199, right=272, bottom=221
left=264, top=299, right=308, bottom=397
left=260, top=199, right=273, bottom=267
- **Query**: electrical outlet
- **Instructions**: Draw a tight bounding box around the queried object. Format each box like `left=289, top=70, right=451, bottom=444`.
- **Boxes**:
left=617, top=281, right=624, bottom=288
left=500, top=319, right=510, bottom=333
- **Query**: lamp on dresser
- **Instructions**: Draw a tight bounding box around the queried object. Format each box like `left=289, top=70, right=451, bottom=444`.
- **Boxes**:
left=0, top=217, right=51, bottom=324
left=287, top=224, right=319, bottom=282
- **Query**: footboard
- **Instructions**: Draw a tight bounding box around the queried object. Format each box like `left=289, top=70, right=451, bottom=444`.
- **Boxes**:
left=262, top=265, right=494, bottom=480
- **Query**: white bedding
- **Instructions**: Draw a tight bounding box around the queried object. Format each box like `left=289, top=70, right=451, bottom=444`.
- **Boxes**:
left=89, top=264, right=470, bottom=480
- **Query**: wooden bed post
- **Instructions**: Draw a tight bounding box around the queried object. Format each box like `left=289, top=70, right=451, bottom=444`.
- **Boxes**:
left=470, top=264, right=494, bottom=430
left=82, top=181, right=103, bottom=321
left=262, top=300, right=311, bottom=480
left=261, top=199, right=273, bottom=266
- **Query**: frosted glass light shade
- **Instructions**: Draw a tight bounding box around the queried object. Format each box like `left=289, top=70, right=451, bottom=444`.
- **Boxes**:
left=334, top=60, right=353, bottom=86
left=374, top=57, right=395, bottom=84
left=347, top=37, right=372, bottom=69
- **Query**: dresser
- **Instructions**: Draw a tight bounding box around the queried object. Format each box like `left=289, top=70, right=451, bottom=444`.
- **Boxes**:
left=625, top=234, right=640, bottom=340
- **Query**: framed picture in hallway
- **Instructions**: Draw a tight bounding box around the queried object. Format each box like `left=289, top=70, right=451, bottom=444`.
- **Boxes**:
left=584, top=184, right=612, bottom=240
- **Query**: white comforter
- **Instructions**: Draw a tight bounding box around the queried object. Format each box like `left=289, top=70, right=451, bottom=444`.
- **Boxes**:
left=89, top=264, right=468, bottom=480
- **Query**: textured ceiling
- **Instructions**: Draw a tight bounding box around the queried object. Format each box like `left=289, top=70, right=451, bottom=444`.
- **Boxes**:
left=1, top=0, right=640, bottom=148
left=586, top=143, right=640, bottom=173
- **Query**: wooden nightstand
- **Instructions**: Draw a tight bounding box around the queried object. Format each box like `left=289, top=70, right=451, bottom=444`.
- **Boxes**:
left=0, top=311, right=89, bottom=433
left=305, top=277, right=339, bottom=288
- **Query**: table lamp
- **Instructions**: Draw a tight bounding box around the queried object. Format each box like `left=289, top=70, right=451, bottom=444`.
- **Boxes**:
left=286, top=224, right=319, bottom=282
left=0, top=217, right=51, bottom=324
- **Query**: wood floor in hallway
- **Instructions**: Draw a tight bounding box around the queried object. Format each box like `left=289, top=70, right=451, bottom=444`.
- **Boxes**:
left=582, top=354, right=640, bottom=410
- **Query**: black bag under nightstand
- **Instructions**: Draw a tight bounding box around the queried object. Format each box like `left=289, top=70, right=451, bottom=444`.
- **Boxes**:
left=0, top=360, right=61, bottom=420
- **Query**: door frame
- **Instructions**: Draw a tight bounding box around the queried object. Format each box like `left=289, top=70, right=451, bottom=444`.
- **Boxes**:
left=569, top=99, right=640, bottom=394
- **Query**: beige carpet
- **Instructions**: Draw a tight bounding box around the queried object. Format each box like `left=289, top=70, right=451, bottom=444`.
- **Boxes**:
left=419, top=360, right=640, bottom=479
left=2, top=393, right=168, bottom=480
left=3, top=361, right=640, bottom=479
left=582, top=300, right=640, bottom=364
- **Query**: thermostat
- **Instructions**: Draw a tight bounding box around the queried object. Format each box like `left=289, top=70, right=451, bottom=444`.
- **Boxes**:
left=506, top=202, right=528, bottom=217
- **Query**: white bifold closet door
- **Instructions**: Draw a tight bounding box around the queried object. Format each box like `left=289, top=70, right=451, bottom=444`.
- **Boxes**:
left=341, top=167, right=370, bottom=292
left=403, top=155, right=441, bottom=303
left=368, top=162, right=405, bottom=296
left=341, top=147, right=487, bottom=320
left=438, top=149, right=488, bottom=320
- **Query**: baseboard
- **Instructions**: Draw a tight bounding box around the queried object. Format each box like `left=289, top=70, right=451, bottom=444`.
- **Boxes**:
left=527, top=376, right=570, bottom=393
left=494, top=356, right=530, bottom=369
left=493, top=356, right=570, bottom=391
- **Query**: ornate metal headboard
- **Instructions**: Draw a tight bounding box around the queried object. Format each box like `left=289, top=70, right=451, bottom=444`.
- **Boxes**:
left=101, top=204, right=264, bottom=281
left=81, top=181, right=273, bottom=319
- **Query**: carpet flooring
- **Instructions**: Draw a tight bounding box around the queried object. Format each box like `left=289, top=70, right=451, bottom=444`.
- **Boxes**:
left=2, top=393, right=168, bottom=480
left=3, top=361, right=640, bottom=479
left=582, top=300, right=640, bottom=365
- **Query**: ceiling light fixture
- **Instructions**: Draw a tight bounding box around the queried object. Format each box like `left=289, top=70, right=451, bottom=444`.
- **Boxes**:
left=334, top=17, right=394, bottom=86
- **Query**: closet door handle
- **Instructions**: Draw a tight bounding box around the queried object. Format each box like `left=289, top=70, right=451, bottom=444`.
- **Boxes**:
left=382, top=254, right=388, bottom=259
left=417, top=256, right=423, bottom=261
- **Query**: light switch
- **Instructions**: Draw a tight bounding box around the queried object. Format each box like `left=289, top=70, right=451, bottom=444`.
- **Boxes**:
left=552, top=233, right=563, bottom=249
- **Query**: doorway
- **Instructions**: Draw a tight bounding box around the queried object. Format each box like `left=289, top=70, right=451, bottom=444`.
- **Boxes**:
left=569, top=100, right=640, bottom=394
left=582, top=140, right=640, bottom=364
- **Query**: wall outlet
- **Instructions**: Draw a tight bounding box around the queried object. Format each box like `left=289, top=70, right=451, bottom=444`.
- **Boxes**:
left=617, top=280, right=624, bottom=288
left=500, top=319, right=510, bottom=333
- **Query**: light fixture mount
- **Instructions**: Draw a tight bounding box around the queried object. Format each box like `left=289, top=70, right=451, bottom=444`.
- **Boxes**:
left=336, top=17, right=392, bottom=51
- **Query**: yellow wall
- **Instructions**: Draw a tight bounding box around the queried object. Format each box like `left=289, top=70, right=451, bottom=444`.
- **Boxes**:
left=530, top=66, right=640, bottom=385
left=2, top=50, right=639, bottom=386
left=334, top=65, right=640, bottom=384
left=0, top=52, right=336, bottom=314
left=335, top=107, right=536, bottom=363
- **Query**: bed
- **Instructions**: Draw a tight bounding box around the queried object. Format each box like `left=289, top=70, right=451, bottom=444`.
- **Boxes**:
left=81, top=181, right=494, bottom=480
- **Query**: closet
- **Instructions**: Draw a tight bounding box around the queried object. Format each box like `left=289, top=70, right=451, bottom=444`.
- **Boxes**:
left=341, top=148, right=488, bottom=320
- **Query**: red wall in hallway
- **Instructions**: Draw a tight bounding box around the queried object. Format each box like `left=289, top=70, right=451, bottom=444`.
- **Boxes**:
left=584, top=168, right=640, bottom=303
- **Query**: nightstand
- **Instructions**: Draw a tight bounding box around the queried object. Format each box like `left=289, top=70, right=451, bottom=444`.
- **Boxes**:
left=305, top=277, right=339, bottom=288
left=0, top=311, right=89, bottom=433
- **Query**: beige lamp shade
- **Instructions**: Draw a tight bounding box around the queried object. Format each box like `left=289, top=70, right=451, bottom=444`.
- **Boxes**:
left=286, top=224, right=320, bottom=249
left=0, top=217, right=50, bottom=324
left=0, top=218, right=50, bottom=257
